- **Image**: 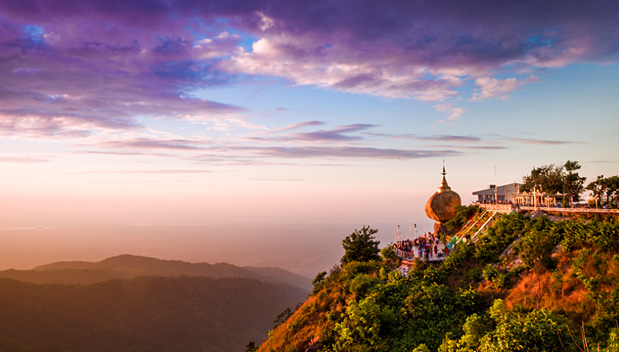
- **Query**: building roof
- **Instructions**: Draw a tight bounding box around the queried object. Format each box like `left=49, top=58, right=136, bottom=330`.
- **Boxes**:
left=472, top=183, right=522, bottom=196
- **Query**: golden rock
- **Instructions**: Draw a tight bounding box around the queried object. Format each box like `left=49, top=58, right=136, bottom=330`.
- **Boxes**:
left=425, top=166, right=461, bottom=222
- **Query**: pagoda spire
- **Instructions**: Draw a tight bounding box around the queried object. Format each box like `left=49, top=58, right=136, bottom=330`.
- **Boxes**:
left=438, top=161, right=451, bottom=193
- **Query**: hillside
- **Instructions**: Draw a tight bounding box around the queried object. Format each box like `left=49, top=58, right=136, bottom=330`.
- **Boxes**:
left=258, top=210, right=619, bottom=352
left=0, top=275, right=307, bottom=352
left=0, top=254, right=312, bottom=291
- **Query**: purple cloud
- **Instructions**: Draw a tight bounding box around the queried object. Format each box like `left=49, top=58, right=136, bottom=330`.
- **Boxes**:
left=509, top=138, right=584, bottom=145
left=0, top=0, right=616, bottom=133
left=261, top=120, right=325, bottom=134
left=0, top=3, right=244, bottom=138
left=425, top=145, right=506, bottom=151
left=284, top=124, right=378, bottom=142
left=366, top=133, right=483, bottom=143
left=222, top=0, right=618, bottom=114
left=99, top=138, right=209, bottom=151
left=415, top=135, right=482, bottom=143
left=198, top=146, right=460, bottom=160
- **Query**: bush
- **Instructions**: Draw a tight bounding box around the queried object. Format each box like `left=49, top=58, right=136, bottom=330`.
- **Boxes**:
left=341, top=226, right=381, bottom=264
left=478, top=300, right=577, bottom=352
left=517, top=224, right=560, bottom=271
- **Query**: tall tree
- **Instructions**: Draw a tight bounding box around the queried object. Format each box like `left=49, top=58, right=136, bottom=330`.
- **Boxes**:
left=341, top=226, right=380, bottom=264
left=563, top=160, right=586, bottom=202
left=586, top=175, right=608, bottom=206
left=606, top=176, right=619, bottom=206
left=521, top=164, right=564, bottom=194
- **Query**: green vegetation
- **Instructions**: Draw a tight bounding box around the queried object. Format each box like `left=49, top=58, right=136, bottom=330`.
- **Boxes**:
left=340, top=225, right=381, bottom=264
left=444, top=205, right=480, bottom=235
left=520, top=160, right=586, bottom=203
left=587, top=175, right=619, bottom=208
left=259, top=212, right=619, bottom=352
left=518, top=160, right=619, bottom=208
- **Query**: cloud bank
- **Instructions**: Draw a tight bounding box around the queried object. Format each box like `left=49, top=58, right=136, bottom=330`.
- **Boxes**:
left=0, top=0, right=616, bottom=163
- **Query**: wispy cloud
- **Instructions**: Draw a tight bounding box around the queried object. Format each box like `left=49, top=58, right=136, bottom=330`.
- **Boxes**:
left=471, top=77, right=522, bottom=101
left=366, top=133, right=483, bottom=143
left=283, top=124, right=378, bottom=142
left=74, top=169, right=212, bottom=174
left=247, top=123, right=379, bottom=143
left=510, top=138, right=585, bottom=145
left=0, top=226, right=50, bottom=230
left=425, top=145, right=506, bottom=150
left=415, top=135, right=482, bottom=143
left=196, top=146, right=461, bottom=160
left=260, top=121, right=325, bottom=135
left=249, top=178, right=304, bottom=181
left=77, top=150, right=173, bottom=158
left=99, top=138, right=209, bottom=151
left=435, top=104, right=466, bottom=123
left=0, top=156, right=52, bottom=163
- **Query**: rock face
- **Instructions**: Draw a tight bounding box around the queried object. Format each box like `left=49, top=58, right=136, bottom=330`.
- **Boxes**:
left=425, top=167, right=461, bottom=234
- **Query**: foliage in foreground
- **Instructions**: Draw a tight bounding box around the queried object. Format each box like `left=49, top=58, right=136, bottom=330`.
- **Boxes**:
left=259, top=211, right=619, bottom=352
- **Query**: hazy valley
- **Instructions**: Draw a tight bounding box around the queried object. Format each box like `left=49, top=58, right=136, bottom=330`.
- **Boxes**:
left=0, top=255, right=310, bottom=352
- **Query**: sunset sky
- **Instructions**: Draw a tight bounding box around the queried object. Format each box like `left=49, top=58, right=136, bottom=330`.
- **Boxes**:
left=1, top=0, right=618, bottom=275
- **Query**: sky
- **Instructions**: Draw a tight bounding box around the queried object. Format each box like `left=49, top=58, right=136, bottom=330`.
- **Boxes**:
left=0, top=0, right=618, bottom=276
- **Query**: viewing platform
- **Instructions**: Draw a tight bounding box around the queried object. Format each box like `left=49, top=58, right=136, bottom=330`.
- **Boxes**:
left=476, top=202, right=619, bottom=216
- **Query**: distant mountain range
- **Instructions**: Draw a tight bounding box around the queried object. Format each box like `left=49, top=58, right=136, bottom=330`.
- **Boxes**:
left=0, top=255, right=311, bottom=352
left=0, top=254, right=312, bottom=292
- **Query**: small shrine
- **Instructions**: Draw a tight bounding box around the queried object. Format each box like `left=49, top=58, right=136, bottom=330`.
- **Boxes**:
left=425, top=164, right=461, bottom=237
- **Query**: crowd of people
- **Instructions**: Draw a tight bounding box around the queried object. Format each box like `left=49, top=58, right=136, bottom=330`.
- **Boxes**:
left=393, top=233, right=447, bottom=261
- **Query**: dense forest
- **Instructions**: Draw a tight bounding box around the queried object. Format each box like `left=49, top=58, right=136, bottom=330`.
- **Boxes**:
left=0, top=257, right=309, bottom=352
left=257, top=208, right=619, bottom=352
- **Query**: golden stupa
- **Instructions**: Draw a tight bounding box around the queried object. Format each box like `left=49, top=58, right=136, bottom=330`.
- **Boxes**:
left=425, top=165, right=461, bottom=229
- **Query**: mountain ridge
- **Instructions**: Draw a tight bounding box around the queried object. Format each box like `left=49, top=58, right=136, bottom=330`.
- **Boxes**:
left=0, top=254, right=312, bottom=291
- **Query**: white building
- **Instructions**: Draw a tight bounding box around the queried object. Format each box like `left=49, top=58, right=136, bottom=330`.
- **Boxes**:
left=472, top=183, right=522, bottom=203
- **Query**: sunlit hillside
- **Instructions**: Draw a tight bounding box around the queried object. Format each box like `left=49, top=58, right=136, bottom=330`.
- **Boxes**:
left=257, top=208, right=619, bottom=352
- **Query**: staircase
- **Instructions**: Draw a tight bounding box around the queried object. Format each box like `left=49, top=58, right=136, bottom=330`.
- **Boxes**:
left=455, top=209, right=498, bottom=244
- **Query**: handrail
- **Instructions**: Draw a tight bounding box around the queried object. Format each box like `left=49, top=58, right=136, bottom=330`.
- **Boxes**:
left=516, top=206, right=619, bottom=214
left=469, top=211, right=497, bottom=242
left=458, top=210, right=487, bottom=238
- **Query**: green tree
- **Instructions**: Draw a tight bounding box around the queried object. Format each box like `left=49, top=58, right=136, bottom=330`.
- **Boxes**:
left=521, top=164, right=564, bottom=194
left=341, top=226, right=380, bottom=264
left=587, top=175, right=619, bottom=207
left=521, top=161, right=586, bottom=206
left=311, top=271, right=327, bottom=294
left=605, top=176, right=619, bottom=207
left=587, top=175, right=609, bottom=207
left=563, top=160, right=586, bottom=203
left=517, top=218, right=561, bottom=272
